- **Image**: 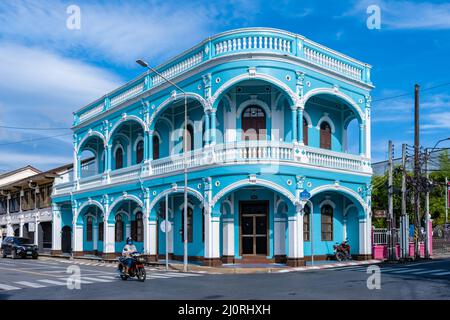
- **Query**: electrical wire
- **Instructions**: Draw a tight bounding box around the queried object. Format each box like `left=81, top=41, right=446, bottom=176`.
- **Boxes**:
left=0, top=125, right=70, bottom=131
left=0, top=133, right=71, bottom=147
left=372, top=81, right=450, bottom=103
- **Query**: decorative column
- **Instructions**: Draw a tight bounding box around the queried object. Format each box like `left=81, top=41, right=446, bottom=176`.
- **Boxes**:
left=73, top=134, right=81, bottom=190
left=102, top=195, right=115, bottom=259
left=297, top=107, right=304, bottom=145
left=93, top=224, right=98, bottom=253
left=51, top=203, right=62, bottom=255
left=222, top=215, right=235, bottom=263
left=287, top=204, right=305, bottom=266
left=148, top=208, right=158, bottom=262
left=204, top=111, right=210, bottom=145
left=34, top=218, right=40, bottom=247
left=274, top=215, right=286, bottom=263
left=358, top=214, right=371, bottom=260
left=72, top=202, right=83, bottom=256
left=291, top=108, right=298, bottom=143
left=210, top=109, right=217, bottom=145
left=204, top=205, right=221, bottom=266
left=359, top=123, right=365, bottom=156
left=365, top=95, right=372, bottom=159
left=19, top=220, right=24, bottom=237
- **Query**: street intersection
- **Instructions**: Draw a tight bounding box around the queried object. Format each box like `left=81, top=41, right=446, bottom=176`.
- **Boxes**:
left=0, top=256, right=449, bottom=300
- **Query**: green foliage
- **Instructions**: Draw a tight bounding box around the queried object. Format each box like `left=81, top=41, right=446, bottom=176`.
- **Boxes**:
left=371, top=150, right=449, bottom=227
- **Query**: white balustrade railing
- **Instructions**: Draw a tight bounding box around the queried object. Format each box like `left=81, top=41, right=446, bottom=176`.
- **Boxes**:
left=109, top=165, right=142, bottom=185
left=214, top=35, right=292, bottom=55
left=303, top=146, right=365, bottom=171
left=304, top=46, right=362, bottom=80
left=75, top=30, right=370, bottom=125
left=78, top=103, right=104, bottom=122
left=110, top=82, right=144, bottom=107
left=152, top=52, right=203, bottom=86
left=54, top=143, right=370, bottom=195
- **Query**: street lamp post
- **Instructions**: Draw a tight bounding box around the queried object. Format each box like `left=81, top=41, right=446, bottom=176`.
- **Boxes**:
left=136, top=59, right=189, bottom=272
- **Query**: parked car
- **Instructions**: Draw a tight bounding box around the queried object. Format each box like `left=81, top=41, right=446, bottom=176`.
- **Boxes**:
left=1, top=236, right=38, bottom=259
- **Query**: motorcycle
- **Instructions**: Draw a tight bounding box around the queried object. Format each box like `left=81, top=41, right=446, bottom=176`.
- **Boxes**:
left=117, top=252, right=146, bottom=282
left=333, top=240, right=352, bottom=261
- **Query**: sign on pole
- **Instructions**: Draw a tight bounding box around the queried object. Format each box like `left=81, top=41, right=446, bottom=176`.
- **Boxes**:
left=300, top=189, right=311, bottom=201
left=373, top=210, right=387, bottom=218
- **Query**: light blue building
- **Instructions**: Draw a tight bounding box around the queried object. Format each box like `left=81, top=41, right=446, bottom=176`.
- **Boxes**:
left=51, top=28, right=374, bottom=266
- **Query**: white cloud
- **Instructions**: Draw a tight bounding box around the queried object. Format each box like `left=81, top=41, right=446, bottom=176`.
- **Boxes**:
left=0, top=43, right=121, bottom=128
left=0, top=0, right=259, bottom=66
left=348, top=0, right=450, bottom=30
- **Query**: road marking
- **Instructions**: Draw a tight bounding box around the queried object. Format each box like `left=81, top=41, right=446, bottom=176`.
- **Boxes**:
left=15, top=281, right=47, bottom=288
left=0, top=283, right=21, bottom=291
left=38, top=279, right=68, bottom=286
left=431, top=271, right=450, bottom=276
left=97, top=275, right=117, bottom=280
left=410, top=269, right=446, bottom=275
left=82, top=276, right=113, bottom=283
left=387, top=268, right=426, bottom=274
left=163, top=272, right=199, bottom=277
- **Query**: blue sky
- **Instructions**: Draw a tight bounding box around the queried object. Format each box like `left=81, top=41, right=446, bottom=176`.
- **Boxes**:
left=0, top=0, right=449, bottom=172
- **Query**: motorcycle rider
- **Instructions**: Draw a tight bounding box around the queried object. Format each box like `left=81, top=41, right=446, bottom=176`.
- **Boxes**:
left=122, top=237, right=137, bottom=275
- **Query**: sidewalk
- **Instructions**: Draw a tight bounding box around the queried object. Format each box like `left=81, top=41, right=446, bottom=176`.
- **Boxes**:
left=40, top=253, right=382, bottom=274
left=168, top=259, right=383, bottom=274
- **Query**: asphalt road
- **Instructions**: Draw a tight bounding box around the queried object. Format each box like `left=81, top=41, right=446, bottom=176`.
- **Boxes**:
left=0, top=257, right=449, bottom=300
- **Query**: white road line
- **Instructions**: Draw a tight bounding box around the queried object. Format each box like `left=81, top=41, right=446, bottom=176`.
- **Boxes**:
left=97, top=275, right=117, bottom=280
left=388, top=268, right=425, bottom=274
left=148, top=274, right=171, bottom=278
left=165, top=272, right=201, bottom=277
left=0, top=283, right=21, bottom=291
left=82, top=276, right=114, bottom=283
left=38, top=279, right=68, bottom=286
left=15, top=281, right=46, bottom=288
left=433, top=271, right=450, bottom=276
left=410, top=269, right=446, bottom=275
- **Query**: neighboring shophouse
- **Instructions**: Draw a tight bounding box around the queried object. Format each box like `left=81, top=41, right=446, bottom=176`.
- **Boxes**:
left=52, top=28, right=374, bottom=266
left=0, top=165, right=71, bottom=253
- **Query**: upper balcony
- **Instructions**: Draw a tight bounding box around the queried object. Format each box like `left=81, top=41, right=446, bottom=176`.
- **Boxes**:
left=72, top=28, right=373, bottom=127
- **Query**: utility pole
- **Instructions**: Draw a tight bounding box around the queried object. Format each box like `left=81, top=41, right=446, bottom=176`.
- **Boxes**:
left=445, top=177, right=448, bottom=224
left=387, top=140, right=395, bottom=260
left=424, top=150, right=430, bottom=259
left=400, top=143, right=409, bottom=259
left=413, top=84, right=421, bottom=260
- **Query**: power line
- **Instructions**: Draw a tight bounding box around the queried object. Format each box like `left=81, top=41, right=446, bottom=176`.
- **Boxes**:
left=0, top=125, right=71, bottom=131
left=372, top=81, right=450, bottom=103
left=0, top=133, right=72, bottom=147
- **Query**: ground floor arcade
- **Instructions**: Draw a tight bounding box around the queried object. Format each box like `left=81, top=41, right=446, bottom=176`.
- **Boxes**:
left=52, top=172, right=371, bottom=266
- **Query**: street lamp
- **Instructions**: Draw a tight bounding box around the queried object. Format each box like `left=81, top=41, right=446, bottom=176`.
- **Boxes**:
left=136, top=59, right=189, bottom=272
left=424, top=137, right=450, bottom=259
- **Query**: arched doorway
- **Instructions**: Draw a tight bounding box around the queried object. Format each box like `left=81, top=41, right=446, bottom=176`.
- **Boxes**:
left=242, top=105, right=266, bottom=141
left=61, top=226, right=72, bottom=253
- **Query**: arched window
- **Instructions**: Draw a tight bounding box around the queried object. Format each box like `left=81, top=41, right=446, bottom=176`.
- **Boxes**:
left=303, top=205, right=310, bottom=242
left=320, top=122, right=332, bottom=150
left=115, top=214, right=124, bottom=242
left=86, top=216, right=93, bottom=242
left=136, top=140, right=144, bottom=164
left=184, top=125, right=194, bottom=152
left=181, top=207, right=194, bottom=243
left=242, top=106, right=266, bottom=141
left=321, top=204, right=333, bottom=241
left=115, top=146, right=124, bottom=169
left=152, top=135, right=160, bottom=160
left=303, top=117, right=309, bottom=146
left=131, top=212, right=144, bottom=242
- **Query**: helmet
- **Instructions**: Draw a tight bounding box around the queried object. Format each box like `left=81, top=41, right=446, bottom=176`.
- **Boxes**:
left=126, top=237, right=133, bottom=245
